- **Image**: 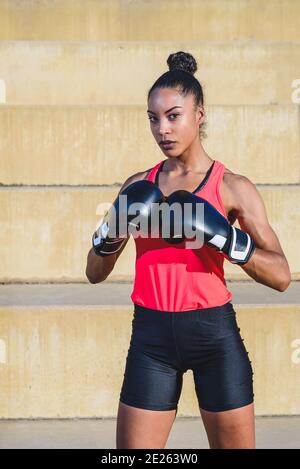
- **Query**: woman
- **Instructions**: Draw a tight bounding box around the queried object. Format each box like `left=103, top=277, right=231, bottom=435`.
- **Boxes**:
left=86, top=51, right=291, bottom=449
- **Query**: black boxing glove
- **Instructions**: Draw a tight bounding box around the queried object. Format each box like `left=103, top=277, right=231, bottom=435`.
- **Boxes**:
left=163, top=190, right=256, bottom=265
left=92, top=180, right=164, bottom=256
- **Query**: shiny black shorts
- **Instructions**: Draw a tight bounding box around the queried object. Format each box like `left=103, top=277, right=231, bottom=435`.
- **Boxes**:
left=119, top=301, right=254, bottom=412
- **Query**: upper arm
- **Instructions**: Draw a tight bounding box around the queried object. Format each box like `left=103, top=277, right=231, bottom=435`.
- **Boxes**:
left=231, top=175, right=285, bottom=256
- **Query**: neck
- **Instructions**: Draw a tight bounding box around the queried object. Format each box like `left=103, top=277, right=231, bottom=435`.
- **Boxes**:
left=165, top=143, right=214, bottom=174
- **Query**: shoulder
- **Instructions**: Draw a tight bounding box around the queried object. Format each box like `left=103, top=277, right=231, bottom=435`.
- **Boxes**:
left=223, top=165, right=256, bottom=197
left=223, top=169, right=254, bottom=192
left=221, top=166, right=287, bottom=259
left=222, top=166, right=263, bottom=216
left=219, top=165, right=263, bottom=220
left=118, top=167, right=152, bottom=193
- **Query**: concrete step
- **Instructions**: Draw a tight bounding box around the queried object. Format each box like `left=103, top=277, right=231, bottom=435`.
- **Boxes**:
left=0, top=416, right=300, bottom=449
left=1, top=0, right=299, bottom=42
left=0, top=282, right=299, bottom=418
left=0, top=185, right=299, bottom=282
left=0, top=41, right=299, bottom=105
left=0, top=105, right=298, bottom=185
left=1, top=281, right=300, bottom=307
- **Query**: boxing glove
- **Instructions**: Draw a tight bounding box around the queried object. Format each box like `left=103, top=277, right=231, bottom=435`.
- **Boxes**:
left=92, top=180, right=164, bottom=256
left=163, top=190, right=256, bottom=265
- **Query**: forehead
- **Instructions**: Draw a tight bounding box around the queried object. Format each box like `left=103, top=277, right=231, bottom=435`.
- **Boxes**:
left=148, top=88, right=193, bottom=112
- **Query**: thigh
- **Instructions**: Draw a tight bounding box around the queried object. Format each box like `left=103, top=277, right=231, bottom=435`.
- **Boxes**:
left=200, top=402, right=255, bottom=449
left=193, top=309, right=254, bottom=413
left=193, top=313, right=255, bottom=448
left=120, top=306, right=185, bottom=411
left=119, top=345, right=184, bottom=411
left=116, top=401, right=177, bottom=449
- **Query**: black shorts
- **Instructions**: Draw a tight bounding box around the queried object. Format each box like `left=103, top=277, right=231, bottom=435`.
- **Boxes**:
left=119, top=301, right=254, bottom=412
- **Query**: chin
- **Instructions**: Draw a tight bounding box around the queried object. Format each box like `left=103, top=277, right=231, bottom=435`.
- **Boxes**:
left=161, top=149, right=179, bottom=156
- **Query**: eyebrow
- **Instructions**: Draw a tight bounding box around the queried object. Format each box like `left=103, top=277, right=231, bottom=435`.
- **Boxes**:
left=147, top=106, right=183, bottom=115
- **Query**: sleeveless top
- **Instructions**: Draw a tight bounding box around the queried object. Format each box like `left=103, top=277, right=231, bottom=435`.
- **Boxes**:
left=130, top=159, right=233, bottom=312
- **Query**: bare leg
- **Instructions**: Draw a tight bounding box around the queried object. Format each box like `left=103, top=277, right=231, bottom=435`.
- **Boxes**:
left=116, top=401, right=177, bottom=449
left=200, top=402, right=255, bottom=449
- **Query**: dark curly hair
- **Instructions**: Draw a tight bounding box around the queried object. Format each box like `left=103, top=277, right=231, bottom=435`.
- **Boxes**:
left=147, top=51, right=207, bottom=140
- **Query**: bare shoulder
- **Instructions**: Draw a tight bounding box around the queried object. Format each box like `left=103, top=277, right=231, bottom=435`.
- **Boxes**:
left=222, top=167, right=257, bottom=211
left=222, top=166, right=288, bottom=259
left=223, top=166, right=247, bottom=185
left=118, top=168, right=152, bottom=193
left=219, top=166, right=261, bottom=225
left=220, top=167, right=257, bottom=219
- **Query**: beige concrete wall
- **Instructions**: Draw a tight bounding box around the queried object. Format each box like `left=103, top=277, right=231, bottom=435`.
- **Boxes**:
left=0, top=187, right=131, bottom=282
left=0, top=186, right=298, bottom=282
left=0, top=41, right=299, bottom=105
left=0, top=304, right=299, bottom=418
left=0, top=105, right=298, bottom=185
left=0, top=0, right=299, bottom=41
left=1, top=0, right=299, bottom=419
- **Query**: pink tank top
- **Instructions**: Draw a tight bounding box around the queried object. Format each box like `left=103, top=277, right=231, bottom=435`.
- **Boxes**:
left=130, top=159, right=233, bottom=311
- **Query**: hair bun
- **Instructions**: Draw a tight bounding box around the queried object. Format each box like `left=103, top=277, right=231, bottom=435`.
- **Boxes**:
left=167, top=51, right=197, bottom=75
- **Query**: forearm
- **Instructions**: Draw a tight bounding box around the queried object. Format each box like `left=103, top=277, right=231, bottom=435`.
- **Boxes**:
left=85, top=248, right=117, bottom=283
left=241, top=247, right=291, bottom=291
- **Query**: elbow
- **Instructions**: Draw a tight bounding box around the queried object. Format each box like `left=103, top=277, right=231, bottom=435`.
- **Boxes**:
left=276, top=279, right=291, bottom=292
left=86, top=272, right=97, bottom=284
left=85, top=269, right=106, bottom=284
left=86, top=275, right=106, bottom=284
left=87, top=276, right=100, bottom=284
left=276, top=272, right=292, bottom=292
left=274, top=258, right=292, bottom=292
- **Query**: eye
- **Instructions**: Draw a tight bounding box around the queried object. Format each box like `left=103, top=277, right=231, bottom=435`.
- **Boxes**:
left=147, top=113, right=179, bottom=123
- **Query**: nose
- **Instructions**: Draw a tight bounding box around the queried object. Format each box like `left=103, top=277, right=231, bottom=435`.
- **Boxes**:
left=158, top=125, right=171, bottom=139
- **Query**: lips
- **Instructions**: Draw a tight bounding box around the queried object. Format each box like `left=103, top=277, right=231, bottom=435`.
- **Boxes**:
left=160, top=141, right=176, bottom=149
